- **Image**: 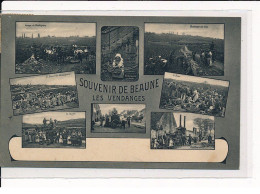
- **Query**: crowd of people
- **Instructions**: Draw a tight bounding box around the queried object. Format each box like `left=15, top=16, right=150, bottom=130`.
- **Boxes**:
left=103, top=115, right=131, bottom=129
left=151, top=131, right=214, bottom=149
left=23, top=127, right=84, bottom=147
left=161, top=81, right=227, bottom=117
left=92, top=114, right=132, bottom=130
left=12, top=88, right=78, bottom=114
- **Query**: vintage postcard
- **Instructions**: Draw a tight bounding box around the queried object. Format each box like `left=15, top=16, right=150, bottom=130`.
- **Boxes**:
left=91, top=104, right=145, bottom=133
left=151, top=112, right=215, bottom=150
left=15, top=22, right=96, bottom=74
left=22, top=111, right=86, bottom=148
left=10, top=72, right=79, bottom=115
left=144, top=24, right=224, bottom=76
left=159, top=72, right=229, bottom=117
left=0, top=14, right=242, bottom=170
left=101, top=26, right=139, bottom=81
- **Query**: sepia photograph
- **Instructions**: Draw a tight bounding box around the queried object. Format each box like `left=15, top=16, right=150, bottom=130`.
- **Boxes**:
left=16, top=22, right=96, bottom=74
left=151, top=112, right=215, bottom=150
left=144, top=23, right=224, bottom=76
left=22, top=111, right=86, bottom=148
left=91, top=104, right=145, bottom=133
left=10, top=72, right=79, bottom=115
left=159, top=72, right=229, bottom=117
left=101, top=26, right=139, bottom=81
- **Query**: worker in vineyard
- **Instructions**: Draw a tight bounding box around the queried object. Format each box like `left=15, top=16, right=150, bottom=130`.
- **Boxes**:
left=210, top=41, right=216, bottom=62
left=112, top=53, right=124, bottom=79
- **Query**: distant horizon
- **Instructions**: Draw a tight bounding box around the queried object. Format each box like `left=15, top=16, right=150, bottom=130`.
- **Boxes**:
left=145, top=31, right=223, bottom=40
left=23, top=112, right=85, bottom=125
left=164, top=72, right=229, bottom=88
left=17, top=35, right=95, bottom=38
left=145, top=24, right=224, bottom=40
left=16, top=22, right=96, bottom=38
left=164, top=78, right=228, bottom=88
left=23, top=117, right=85, bottom=125
left=10, top=72, right=76, bottom=86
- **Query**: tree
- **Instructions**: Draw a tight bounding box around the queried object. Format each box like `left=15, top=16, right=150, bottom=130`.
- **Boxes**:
left=203, top=118, right=214, bottom=136
left=193, top=118, right=214, bottom=137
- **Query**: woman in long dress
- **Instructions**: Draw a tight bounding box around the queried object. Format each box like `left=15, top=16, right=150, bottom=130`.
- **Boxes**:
left=35, top=134, right=40, bottom=143
left=28, top=133, right=32, bottom=143
left=67, top=135, right=72, bottom=145
left=59, top=135, right=63, bottom=144
left=169, top=139, right=174, bottom=148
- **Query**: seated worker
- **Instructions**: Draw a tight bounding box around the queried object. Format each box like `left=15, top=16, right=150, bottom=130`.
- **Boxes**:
left=112, top=53, right=124, bottom=79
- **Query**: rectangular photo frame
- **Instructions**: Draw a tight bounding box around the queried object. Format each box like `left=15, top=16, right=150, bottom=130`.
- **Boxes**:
left=144, top=23, right=225, bottom=76
left=150, top=112, right=215, bottom=150
left=101, top=26, right=139, bottom=82
left=10, top=72, right=79, bottom=116
left=15, top=22, right=96, bottom=74
left=159, top=72, right=229, bottom=117
left=91, top=103, right=146, bottom=133
left=22, top=111, right=86, bottom=149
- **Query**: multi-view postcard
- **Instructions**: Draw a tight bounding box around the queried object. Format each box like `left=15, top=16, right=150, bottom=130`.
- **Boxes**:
left=144, top=23, right=224, bottom=76
left=151, top=112, right=215, bottom=150
left=0, top=14, right=242, bottom=171
left=101, top=26, right=139, bottom=81
left=16, top=22, right=96, bottom=74
left=10, top=72, right=79, bottom=115
left=22, top=112, right=86, bottom=148
left=159, top=72, right=229, bottom=117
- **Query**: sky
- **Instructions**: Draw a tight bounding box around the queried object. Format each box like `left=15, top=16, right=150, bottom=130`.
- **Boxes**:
left=23, top=112, right=85, bottom=124
left=173, top=112, right=214, bottom=131
left=10, top=72, right=76, bottom=86
left=145, top=23, right=224, bottom=39
left=16, top=22, right=96, bottom=38
left=164, top=72, right=229, bottom=87
left=98, top=104, right=145, bottom=116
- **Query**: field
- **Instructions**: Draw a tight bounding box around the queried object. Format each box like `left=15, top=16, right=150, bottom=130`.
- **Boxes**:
left=11, top=85, right=79, bottom=115
left=16, top=36, right=96, bottom=74
left=159, top=78, right=229, bottom=117
left=144, top=32, right=224, bottom=76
